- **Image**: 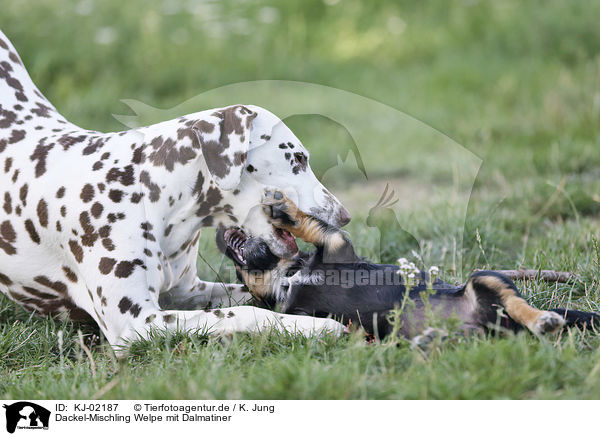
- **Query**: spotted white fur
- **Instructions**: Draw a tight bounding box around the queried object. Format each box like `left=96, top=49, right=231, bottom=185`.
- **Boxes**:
left=0, top=30, right=348, bottom=350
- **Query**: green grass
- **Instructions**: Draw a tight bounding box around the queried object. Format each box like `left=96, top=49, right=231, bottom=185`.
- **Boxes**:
left=2, top=0, right=600, bottom=399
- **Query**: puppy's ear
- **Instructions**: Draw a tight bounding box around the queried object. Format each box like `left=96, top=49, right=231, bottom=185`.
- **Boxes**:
left=192, top=105, right=257, bottom=191
left=322, top=232, right=358, bottom=264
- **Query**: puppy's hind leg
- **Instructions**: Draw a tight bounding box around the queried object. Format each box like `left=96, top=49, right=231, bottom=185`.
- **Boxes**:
left=468, top=271, right=565, bottom=335
left=411, top=327, right=448, bottom=351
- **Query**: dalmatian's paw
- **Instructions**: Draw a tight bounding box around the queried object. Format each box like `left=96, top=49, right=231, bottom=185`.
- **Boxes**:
left=279, top=315, right=347, bottom=337
left=261, top=189, right=300, bottom=229
left=530, top=311, right=565, bottom=335
left=411, top=327, right=448, bottom=351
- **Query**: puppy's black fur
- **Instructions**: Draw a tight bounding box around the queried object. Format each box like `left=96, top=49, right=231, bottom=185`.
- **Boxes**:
left=217, top=191, right=599, bottom=340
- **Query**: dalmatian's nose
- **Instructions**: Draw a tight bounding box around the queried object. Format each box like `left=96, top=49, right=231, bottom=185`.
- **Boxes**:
left=337, top=207, right=351, bottom=226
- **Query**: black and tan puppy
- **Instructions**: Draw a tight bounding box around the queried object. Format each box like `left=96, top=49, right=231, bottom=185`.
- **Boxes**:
left=217, top=189, right=599, bottom=340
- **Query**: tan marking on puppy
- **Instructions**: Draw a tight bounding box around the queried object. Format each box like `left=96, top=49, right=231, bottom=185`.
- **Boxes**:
left=324, top=232, right=346, bottom=252
left=291, top=216, right=336, bottom=246
left=261, top=189, right=346, bottom=250
left=461, top=281, right=480, bottom=315
left=236, top=267, right=273, bottom=301
left=289, top=215, right=323, bottom=242
left=236, top=258, right=296, bottom=302
left=473, top=275, right=564, bottom=335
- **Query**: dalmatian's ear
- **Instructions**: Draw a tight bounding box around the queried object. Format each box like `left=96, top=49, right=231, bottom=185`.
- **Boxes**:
left=192, top=105, right=257, bottom=191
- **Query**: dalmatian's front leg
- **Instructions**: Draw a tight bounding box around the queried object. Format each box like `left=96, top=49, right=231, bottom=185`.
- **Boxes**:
left=82, top=270, right=344, bottom=350
left=158, top=243, right=254, bottom=310
left=110, top=301, right=345, bottom=351
left=156, top=305, right=345, bottom=339
left=199, top=280, right=253, bottom=306
left=159, top=278, right=253, bottom=310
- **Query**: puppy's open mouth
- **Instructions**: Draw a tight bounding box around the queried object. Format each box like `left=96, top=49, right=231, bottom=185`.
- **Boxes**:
left=273, top=227, right=298, bottom=253
left=222, top=226, right=298, bottom=264
left=224, top=227, right=248, bottom=265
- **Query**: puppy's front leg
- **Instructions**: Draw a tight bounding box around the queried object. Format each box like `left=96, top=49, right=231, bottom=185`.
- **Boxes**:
left=261, top=189, right=355, bottom=262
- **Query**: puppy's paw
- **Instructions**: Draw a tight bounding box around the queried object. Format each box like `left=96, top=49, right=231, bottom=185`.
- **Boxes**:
left=261, top=189, right=299, bottom=228
left=530, top=311, right=565, bottom=335
left=410, top=327, right=448, bottom=351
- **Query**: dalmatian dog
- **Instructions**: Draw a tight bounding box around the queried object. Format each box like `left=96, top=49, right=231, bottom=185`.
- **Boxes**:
left=0, top=30, right=350, bottom=349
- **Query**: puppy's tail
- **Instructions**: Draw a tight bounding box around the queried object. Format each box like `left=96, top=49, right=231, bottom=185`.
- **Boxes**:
left=549, top=308, right=600, bottom=329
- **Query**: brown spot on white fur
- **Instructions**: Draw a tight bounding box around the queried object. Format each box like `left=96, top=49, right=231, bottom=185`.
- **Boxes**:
left=0, top=28, right=349, bottom=347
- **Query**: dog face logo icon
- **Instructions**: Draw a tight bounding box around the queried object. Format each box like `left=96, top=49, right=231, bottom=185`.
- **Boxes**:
left=3, top=402, right=50, bottom=433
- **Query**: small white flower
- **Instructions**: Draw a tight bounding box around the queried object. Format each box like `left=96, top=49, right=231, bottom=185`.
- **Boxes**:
left=397, top=257, right=408, bottom=265
left=408, top=273, right=415, bottom=279
left=426, top=266, right=439, bottom=290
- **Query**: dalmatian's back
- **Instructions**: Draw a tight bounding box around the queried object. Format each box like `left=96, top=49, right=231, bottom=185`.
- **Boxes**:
left=0, top=30, right=349, bottom=347
left=0, top=32, right=206, bottom=320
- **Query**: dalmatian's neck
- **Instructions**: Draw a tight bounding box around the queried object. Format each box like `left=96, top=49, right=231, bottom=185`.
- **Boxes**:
left=130, top=121, right=242, bottom=258
left=0, top=30, right=238, bottom=260
left=0, top=31, right=72, bottom=133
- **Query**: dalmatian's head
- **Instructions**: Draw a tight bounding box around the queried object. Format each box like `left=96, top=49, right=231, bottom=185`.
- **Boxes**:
left=193, top=104, right=350, bottom=258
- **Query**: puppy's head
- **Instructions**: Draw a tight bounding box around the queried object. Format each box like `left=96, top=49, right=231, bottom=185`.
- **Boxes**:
left=216, top=226, right=301, bottom=302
